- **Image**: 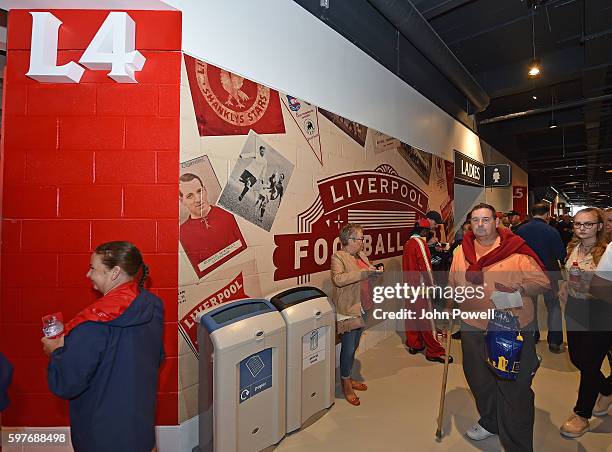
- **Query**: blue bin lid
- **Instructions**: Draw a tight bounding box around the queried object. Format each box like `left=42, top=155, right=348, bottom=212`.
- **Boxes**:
left=200, top=299, right=275, bottom=333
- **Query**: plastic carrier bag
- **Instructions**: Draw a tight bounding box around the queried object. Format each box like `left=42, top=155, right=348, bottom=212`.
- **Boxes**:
left=485, top=310, right=524, bottom=380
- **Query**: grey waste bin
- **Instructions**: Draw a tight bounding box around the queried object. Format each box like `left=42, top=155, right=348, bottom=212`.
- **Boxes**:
left=198, top=299, right=286, bottom=452
left=269, top=286, right=335, bottom=433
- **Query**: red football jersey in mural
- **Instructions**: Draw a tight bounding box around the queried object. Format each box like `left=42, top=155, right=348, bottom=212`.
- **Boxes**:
left=179, top=206, right=247, bottom=279
left=184, top=55, right=285, bottom=136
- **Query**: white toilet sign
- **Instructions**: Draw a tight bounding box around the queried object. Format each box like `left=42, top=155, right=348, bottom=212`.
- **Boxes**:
left=26, top=11, right=145, bottom=83
left=302, top=326, right=326, bottom=369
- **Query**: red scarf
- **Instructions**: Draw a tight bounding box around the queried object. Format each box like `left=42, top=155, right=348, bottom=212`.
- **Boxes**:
left=63, top=281, right=139, bottom=336
left=461, top=227, right=547, bottom=284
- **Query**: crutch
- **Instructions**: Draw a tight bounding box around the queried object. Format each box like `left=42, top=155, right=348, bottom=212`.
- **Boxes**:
left=435, top=314, right=454, bottom=441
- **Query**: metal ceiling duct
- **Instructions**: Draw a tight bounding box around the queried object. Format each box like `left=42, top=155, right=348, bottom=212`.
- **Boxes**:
left=367, top=0, right=490, bottom=113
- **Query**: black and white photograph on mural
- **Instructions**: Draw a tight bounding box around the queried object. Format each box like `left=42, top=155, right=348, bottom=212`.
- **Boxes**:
left=218, top=131, right=295, bottom=232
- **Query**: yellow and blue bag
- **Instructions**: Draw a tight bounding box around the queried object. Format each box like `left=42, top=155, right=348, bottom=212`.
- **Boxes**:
left=485, top=310, right=523, bottom=380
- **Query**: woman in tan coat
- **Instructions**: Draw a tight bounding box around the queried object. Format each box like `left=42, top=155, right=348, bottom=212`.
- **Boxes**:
left=330, top=223, right=382, bottom=406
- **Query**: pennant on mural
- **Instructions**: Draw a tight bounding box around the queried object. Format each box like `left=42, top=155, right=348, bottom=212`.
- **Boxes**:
left=179, top=273, right=249, bottom=356
left=370, top=129, right=401, bottom=154
left=319, top=108, right=368, bottom=147
left=441, top=197, right=454, bottom=241
left=444, top=160, right=455, bottom=201
left=397, top=143, right=433, bottom=185
left=184, top=55, right=286, bottom=136
left=281, top=94, right=323, bottom=165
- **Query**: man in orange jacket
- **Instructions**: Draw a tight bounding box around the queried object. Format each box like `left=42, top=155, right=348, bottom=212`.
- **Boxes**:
left=449, top=202, right=549, bottom=450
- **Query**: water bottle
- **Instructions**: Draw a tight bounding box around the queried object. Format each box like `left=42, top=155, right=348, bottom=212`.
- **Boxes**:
left=568, top=262, right=581, bottom=292
left=42, top=313, right=64, bottom=338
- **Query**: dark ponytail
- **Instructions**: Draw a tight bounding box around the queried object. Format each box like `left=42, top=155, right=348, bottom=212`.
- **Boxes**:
left=139, top=263, right=149, bottom=290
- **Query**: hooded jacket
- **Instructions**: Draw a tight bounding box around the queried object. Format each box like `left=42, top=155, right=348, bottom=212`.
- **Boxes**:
left=0, top=352, right=13, bottom=411
left=48, top=289, right=164, bottom=452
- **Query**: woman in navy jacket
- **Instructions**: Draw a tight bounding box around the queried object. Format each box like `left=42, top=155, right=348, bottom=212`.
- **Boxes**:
left=41, top=241, right=164, bottom=452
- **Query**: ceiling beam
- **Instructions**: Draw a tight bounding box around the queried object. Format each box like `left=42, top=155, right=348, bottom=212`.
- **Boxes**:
left=445, top=0, right=578, bottom=46
left=421, top=0, right=476, bottom=20
left=527, top=148, right=612, bottom=161
left=478, top=93, right=612, bottom=125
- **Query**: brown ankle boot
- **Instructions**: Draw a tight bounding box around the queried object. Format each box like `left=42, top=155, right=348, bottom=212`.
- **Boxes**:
left=560, top=414, right=589, bottom=438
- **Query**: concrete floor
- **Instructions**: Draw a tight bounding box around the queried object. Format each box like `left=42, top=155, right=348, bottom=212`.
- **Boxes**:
left=275, top=332, right=612, bottom=452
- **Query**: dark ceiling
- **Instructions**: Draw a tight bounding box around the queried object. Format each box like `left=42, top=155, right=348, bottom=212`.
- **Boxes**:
left=294, top=0, right=612, bottom=208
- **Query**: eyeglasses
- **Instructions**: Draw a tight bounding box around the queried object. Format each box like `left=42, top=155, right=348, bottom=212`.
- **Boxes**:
left=470, top=217, right=493, bottom=225
left=350, top=237, right=365, bottom=242
left=573, top=222, right=599, bottom=229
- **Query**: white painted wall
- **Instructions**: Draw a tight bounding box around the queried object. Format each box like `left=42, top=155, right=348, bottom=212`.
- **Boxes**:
left=454, top=184, right=485, bottom=226
left=163, top=0, right=483, bottom=165
left=481, top=140, right=528, bottom=214
left=0, top=0, right=484, bottom=163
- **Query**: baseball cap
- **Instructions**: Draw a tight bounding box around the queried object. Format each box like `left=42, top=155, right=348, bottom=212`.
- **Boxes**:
left=507, top=210, right=520, bottom=216
left=425, top=210, right=443, bottom=224
left=416, top=218, right=431, bottom=228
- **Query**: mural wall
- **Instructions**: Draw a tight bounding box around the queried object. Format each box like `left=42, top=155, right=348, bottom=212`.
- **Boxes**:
left=177, top=54, right=455, bottom=421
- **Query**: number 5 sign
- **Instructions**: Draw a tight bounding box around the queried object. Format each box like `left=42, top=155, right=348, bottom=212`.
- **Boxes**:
left=512, top=186, right=525, bottom=199
left=512, top=185, right=527, bottom=218
left=26, top=11, right=145, bottom=83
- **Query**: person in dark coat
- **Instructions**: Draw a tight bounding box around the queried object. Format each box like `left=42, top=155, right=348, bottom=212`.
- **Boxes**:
left=41, top=241, right=164, bottom=452
left=508, top=210, right=528, bottom=233
left=516, top=202, right=567, bottom=353
left=0, top=352, right=14, bottom=412
left=557, top=214, right=574, bottom=247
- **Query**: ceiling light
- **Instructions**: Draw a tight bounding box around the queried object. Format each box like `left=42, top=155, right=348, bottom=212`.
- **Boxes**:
left=549, top=88, right=557, bottom=128
left=606, top=169, right=612, bottom=173
left=565, top=182, right=580, bottom=185
left=528, top=60, right=541, bottom=77
left=528, top=9, right=541, bottom=78
left=532, top=95, right=538, bottom=100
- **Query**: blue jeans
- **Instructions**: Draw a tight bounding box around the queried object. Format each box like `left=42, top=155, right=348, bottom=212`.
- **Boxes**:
left=340, top=325, right=363, bottom=379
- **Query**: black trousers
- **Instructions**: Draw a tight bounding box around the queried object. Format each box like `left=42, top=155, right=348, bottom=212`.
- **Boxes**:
left=567, top=329, right=612, bottom=418
left=461, top=321, right=538, bottom=452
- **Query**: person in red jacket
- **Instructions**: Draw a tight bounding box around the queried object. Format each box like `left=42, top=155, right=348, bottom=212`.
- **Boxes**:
left=403, top=218, right=453, bottom=363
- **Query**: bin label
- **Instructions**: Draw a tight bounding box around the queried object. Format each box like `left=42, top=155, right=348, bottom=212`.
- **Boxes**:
left=302, top=326, right=327, bottom=369
left=239, top=348, right=273, bottom=403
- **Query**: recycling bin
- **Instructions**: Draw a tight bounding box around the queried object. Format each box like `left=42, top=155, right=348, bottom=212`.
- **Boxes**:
left=269, top=286, right=335, bottom=433
left=198, top=299, right=286, bottom=452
